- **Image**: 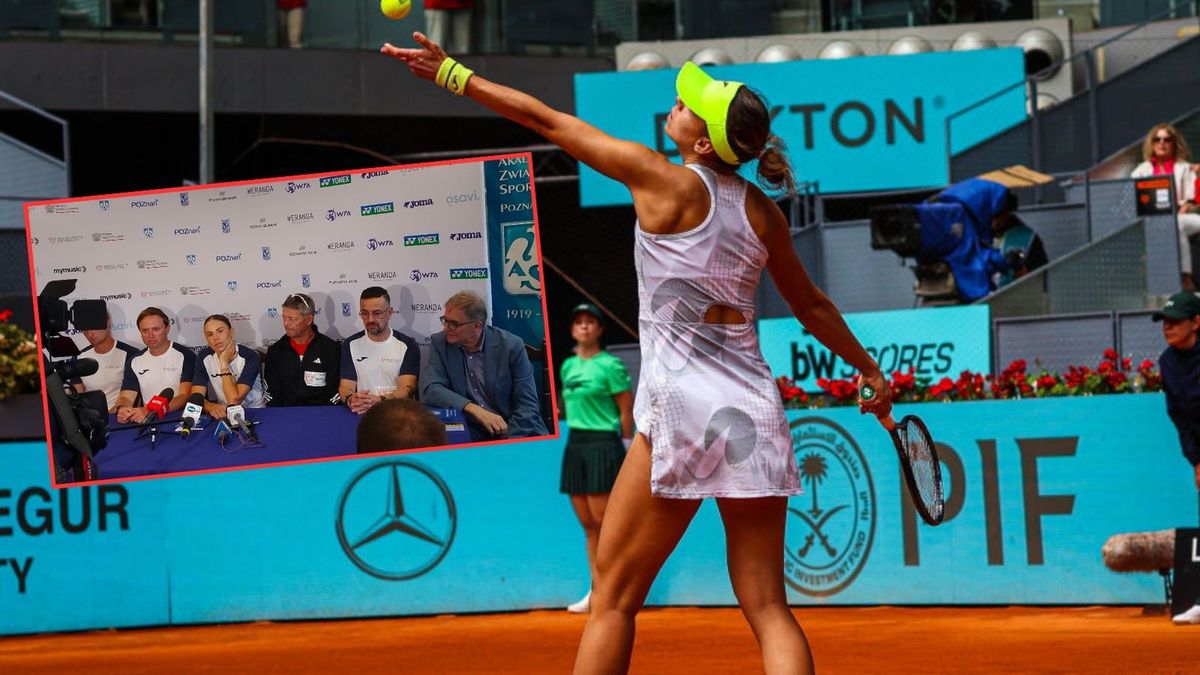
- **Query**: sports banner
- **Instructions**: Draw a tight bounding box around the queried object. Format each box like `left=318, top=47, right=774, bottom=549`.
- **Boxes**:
left=483, top=155, right=543, bottom=345
left=574, top=48, right=1026, bottom=206
left=24, top=154, right=544, bottom=354
left=2, top=395, right=1192, bottom=635
left=759, top=305, right=991, bottom=391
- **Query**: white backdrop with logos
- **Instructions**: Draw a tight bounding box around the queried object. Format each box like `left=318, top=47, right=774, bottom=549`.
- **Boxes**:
left=27, top=161, right=499, bottom=353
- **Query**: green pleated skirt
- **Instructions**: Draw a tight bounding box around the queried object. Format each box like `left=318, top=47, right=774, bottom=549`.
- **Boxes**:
left=559, top=429, right=627, bottom=495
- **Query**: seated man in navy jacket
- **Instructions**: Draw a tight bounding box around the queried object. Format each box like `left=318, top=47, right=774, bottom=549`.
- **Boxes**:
left=421, top=290, right=547, bottom=442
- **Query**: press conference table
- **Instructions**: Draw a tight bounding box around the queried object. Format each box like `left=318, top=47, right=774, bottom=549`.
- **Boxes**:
left=93, top=405, right=471, bottom=480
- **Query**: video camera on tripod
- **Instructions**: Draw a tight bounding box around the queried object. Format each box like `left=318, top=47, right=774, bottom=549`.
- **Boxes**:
left=868, top=178, right=1012, bottom=305
left=38, top=279, right=110, bottom=483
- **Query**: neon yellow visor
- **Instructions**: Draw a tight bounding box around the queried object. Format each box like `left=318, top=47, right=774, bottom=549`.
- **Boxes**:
left=675, top=61, right=745, bottom=166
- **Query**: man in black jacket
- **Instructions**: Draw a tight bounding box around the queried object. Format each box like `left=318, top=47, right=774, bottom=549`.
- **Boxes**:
left=1155, top=291, right=1200, bottom=624
left=263, top=292, right=341, bottom=406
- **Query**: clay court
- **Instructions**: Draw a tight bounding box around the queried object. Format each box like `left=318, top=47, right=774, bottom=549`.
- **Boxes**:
left=0, top=605, right=1192, bottom=674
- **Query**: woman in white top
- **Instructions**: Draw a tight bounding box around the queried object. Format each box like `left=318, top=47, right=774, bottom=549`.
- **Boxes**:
left=1130, top=123, right=1200, bottom=291
left=192, top=314, right=265, bottom=419
left=383, top=34, right=892, bottom=675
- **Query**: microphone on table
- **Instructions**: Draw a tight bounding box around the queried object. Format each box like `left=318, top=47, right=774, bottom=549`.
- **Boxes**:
left=227, top=404, right=259, bottom=442
left=180, top=392, right=204, bottom=440
left=135, top=387, right=174, bottom=439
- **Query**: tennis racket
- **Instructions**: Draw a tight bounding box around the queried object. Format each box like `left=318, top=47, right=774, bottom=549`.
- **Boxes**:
left=860, top=384, right=945, bottom=526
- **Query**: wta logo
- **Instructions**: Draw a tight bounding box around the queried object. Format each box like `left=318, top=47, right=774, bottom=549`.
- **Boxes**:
left=326, top=209, right=352, bottom=222
left=367, top=238, right=394, bottom=250
left=286, top=181, right=312, bottom=194
left=783, top=417, right=876, bottom=597
left=410, top=270, right=439, bottom=282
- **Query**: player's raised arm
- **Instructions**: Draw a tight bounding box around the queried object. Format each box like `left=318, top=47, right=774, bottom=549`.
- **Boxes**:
left=380, top=32, right=671, bottom=195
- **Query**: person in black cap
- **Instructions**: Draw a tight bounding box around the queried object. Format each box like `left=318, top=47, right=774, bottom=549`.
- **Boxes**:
left=559, top=303, right=633, bottom=614
left=1154, top=292, right=1200, bottom=624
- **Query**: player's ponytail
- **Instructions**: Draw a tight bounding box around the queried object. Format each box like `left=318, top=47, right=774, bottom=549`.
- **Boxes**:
left=726, top=89, right=796, bottom=194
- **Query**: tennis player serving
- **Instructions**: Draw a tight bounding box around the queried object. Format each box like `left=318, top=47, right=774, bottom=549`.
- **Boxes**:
left=382, top=33, right=892, bottom=675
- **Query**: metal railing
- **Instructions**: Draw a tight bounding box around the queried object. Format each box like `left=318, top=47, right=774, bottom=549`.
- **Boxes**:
left=945, top=0, right=1200, bottom=182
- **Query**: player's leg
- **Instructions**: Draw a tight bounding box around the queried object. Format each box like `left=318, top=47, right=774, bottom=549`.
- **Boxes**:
left=572, top=433, right=700, bottom=675
left=568, top=493, right=607, bottom=611
left=716, top=496, right=814, bottom=675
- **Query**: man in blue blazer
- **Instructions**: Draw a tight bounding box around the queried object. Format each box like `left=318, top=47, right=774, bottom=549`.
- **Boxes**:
left=422, top=290, right=548, bottom=442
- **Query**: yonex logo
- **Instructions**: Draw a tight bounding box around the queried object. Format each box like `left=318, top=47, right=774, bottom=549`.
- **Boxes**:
left=403, top=234, right=439, bottom=247
left=361, top=202, right=395, bottom=216
left=320, top=174, right=352, bottom=188
left=449, top=267, right=488, bottom=280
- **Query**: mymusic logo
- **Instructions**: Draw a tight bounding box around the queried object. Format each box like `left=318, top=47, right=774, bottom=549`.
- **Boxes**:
left=99, top=292, right=131, bottom=301
left=52, top=265, right=87, bottom=275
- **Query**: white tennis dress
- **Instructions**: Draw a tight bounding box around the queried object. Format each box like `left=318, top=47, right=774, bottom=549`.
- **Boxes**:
left=633, top=164, right=801, bottom=498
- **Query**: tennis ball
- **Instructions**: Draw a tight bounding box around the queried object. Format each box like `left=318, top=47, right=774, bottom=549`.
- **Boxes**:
left=381, top=0, right=411, bottom=20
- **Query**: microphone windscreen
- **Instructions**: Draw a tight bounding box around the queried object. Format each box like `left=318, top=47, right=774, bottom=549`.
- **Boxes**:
left=160, top=387, right=175, bottom=400
left=1102, top=529, right=1175, bottom=573
left=187, top=392, right=204, bottom=406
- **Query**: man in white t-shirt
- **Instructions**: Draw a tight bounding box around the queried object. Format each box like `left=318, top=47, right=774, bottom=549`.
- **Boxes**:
left=115, top=307, right=195, bottom=423
left=339, top=286, right=420, bottom=415
left=70, top=315, right=140, bottom=412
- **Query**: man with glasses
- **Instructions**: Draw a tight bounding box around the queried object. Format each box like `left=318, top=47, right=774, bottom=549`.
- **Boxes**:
left=422, top=290, right=547, bottom=441
left=339, top=286, right=421, bottom=415
left=263, top=292, right=342, bottom=406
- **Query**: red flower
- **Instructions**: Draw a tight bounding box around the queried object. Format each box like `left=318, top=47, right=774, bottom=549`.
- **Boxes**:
left=1103, top=347, right=1118, bottom=361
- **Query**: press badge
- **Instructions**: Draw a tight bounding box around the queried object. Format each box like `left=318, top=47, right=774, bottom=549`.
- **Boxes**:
left=304, top=370, right=327, bottom=387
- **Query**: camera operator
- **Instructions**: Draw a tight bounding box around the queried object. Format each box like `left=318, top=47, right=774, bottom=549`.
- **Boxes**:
left=37, top=280, right=111, bottom=483
left=115, top=307, right=194, bottom=423
left=991, top=191, right=1048, bottom=288
left=70, top=313, right=139, bottom=413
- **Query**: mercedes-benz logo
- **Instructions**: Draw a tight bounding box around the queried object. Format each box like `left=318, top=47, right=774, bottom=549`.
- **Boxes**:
left=335, top=460, right=457, bottom=581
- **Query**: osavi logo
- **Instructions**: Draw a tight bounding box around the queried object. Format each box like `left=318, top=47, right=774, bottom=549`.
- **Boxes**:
left=361, top=202, right=395, bottom=216
left=403, top=233, right=439, bottom=247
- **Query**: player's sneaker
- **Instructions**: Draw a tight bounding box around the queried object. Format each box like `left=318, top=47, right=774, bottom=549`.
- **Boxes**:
left=567, top=591, right=591, bottom=614
left=1171, top=605, right=1200, bottom=624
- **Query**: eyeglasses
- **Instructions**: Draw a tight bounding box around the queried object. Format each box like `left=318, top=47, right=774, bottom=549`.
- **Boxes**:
left=359, top=309, right=392, bottom=320
left=439, top=316, right=479, bottom=330
left=285, top=293, right=314, bottom=312
left=1153, top=136, right=1174, bottom=143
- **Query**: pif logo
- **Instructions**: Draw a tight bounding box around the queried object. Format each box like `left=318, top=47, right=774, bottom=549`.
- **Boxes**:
left=783, top=416, right=876, bottom=597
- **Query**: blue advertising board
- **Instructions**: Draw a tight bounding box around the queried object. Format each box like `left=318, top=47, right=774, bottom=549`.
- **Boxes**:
left=760, top=305, right=991, bottom=391
left=574, top=49, right=1026, bottom=206
left=1, top=394, right=1192, bottom=635
left=483, top=155, right=544, bottom=346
